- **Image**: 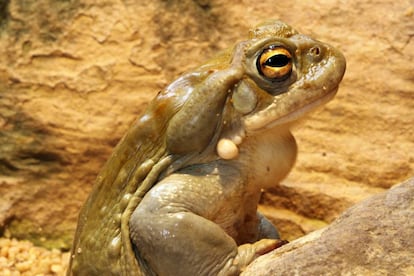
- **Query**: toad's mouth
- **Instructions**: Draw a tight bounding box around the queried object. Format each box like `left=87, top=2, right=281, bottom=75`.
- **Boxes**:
left=243, top=86, right=339, bottom=132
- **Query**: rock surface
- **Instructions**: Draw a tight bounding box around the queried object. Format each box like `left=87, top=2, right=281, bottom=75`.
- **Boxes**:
left=0, top=0, right=413, bottom=249
left=243, top=177, right=414, bottom=275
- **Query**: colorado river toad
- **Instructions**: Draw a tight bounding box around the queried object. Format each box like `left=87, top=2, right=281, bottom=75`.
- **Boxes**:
left=68, top=20, right=346, bottom=275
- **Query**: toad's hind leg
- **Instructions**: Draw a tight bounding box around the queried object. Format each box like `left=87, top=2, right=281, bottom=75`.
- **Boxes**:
left=128, top=171, right=281, bottom=276
left=130, top=210, right=280, bottom=276
left=257, top=211, right=281, bottom=240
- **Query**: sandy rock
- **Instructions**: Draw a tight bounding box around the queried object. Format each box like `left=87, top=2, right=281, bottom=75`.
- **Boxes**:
left=243, top=177, right=414, bottom=275
left=0, top=0, right=413, bottom=249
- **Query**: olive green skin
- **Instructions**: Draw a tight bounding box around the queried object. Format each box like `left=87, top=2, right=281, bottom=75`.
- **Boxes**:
left=68, top=20, right=346, bottom=275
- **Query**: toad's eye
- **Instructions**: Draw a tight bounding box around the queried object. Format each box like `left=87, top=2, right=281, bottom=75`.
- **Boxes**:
left=257, top=46, right=292, bottom=80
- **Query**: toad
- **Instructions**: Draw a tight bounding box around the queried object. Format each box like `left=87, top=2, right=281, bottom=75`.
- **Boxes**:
left=68, top=20, right=346, bottom=275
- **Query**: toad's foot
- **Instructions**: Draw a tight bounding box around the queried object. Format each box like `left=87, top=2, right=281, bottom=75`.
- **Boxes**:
left=220, top=239, right=288, bottom=275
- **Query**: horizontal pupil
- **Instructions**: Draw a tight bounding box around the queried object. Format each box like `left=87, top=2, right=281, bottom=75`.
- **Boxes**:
left=264, top=54, right=290, bottom=67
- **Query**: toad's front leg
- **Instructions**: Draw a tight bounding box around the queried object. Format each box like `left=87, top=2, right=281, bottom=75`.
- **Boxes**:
left=129, top=171, right=281, bottom=276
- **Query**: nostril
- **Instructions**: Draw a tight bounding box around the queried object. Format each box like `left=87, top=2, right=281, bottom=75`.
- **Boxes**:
left=308, top=45, right=323, bottom=62
left=310, top=46, right=321, bottom=56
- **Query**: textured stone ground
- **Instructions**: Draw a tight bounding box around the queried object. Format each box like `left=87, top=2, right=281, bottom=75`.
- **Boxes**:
left=0, top=238, right=68, bottom=275
left=0, top=0, right=413, bottom=273
left=243, top=178, right=414, bottom=275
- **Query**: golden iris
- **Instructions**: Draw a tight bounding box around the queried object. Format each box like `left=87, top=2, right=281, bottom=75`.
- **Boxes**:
left=257, top=46, right=292, bottom=79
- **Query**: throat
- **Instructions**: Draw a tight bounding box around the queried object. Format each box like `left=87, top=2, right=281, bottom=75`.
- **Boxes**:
left=240, top=129, right=297, bottom=189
